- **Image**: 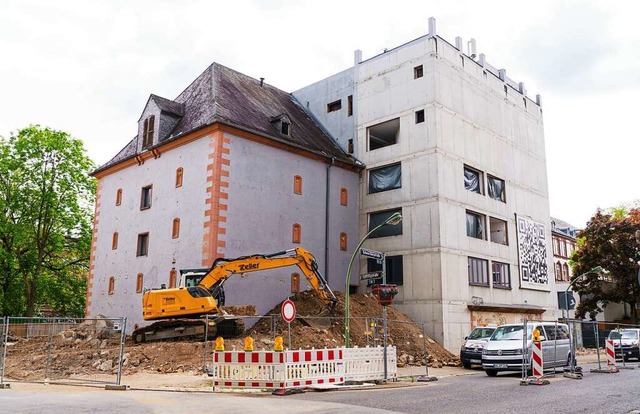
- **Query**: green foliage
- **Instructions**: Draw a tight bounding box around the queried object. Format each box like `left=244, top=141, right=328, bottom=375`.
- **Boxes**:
left=0, top=125, right=95, bottom=317
left=571, top=207, right=640, bottom=321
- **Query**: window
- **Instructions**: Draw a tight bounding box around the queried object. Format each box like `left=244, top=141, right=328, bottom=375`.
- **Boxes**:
left=175, top=167, right=183, bottom=188
left=368, top=163, right=401, bottom=194
left=555, top=262, right=563, bottom=281
left=563, top=263, right=569, bottom=281
left=553, top=238, right=560, bottom=255
left=172, top=218, right=180, bottom=239
left=116, top=188, right=122, bottom=206
left=112, top=232, right=119, bottom=250
left=327, top=99, right=342, bottom=112
left=340, top=232, right=347, bottom=251
left=561, top=240, right=567, bottom=257
left=492, top=262, right=510, bottom=289
left=281, top=121, right=290, bottom=136
left=291, top=273, right=300, bottom=293
left=169, top=269, right=177, bottom=289
left=415, top=109, right=425, bottom=124
left=140, top=185, right=152, bottom=210
left=367, top=255, right=404, bottom=285
left=368, top=118, right=399, bottom=150
left=136, top=273, right=144, bottom=293
left=137, top=233, right=149, bottom=257
left=347, top=95, right=353, bottom=116
left=340, top=188, right=348, bottom=206
left=368, top=209, right=403, bottom=238
left=293, top=175, right=302, bottom=195
left=487, top=175, right=506, bottom=202
left=348, top=139, right=354, bottom=154
left=292, top=223, right=301, bottom=244
left=466, top=210, right=485, bottom=240
left=414, top=65, right=423, bottom=79
left=142, top=115, right=155, bottom=150
left=489, top=217, right=508, bottom=245
left=468, top=257, right=489, bottom=286
left=464, top=166, right=483, bottom=194
left=108, top=276, right=115, bottom=295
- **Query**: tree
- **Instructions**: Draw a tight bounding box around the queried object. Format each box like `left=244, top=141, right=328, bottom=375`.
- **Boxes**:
left=0, top=125, right=95, bottom=317
left=571, top=207, right=640, bottom=322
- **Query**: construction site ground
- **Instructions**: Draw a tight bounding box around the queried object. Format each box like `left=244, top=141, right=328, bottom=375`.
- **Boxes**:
left=3, top=291, right=462, bottom=388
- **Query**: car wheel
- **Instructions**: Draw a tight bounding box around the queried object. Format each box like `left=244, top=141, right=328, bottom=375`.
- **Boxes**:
left=462, top=362, right=471, bottom=369
left=485, top=369, right=498, bottom=377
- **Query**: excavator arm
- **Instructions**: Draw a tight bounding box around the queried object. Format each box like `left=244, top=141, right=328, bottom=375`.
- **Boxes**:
left=197, top=247, right=337, bottom=307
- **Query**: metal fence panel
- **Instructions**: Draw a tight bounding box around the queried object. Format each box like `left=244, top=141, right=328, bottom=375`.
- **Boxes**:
left=1, top=316, right=6, bottom=385
left=3, top=317, right=125, bottom=385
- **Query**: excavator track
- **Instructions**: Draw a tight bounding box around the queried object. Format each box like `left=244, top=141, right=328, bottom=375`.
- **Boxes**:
left=132, top=317, right=245, bottom=344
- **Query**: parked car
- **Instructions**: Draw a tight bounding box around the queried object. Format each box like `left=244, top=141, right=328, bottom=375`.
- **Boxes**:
left=481, top=322, right=571, bottom=377
left=460, top=326, right=496, bottom=369
left=608, top=328, right=640, bottom=361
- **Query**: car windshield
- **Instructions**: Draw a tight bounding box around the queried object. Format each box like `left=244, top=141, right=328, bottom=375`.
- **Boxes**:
left=468, top=327, right=496, bottom=340
left=490, top=325, right=533, bottom=341
left=609, top=330, right=638, bottom=340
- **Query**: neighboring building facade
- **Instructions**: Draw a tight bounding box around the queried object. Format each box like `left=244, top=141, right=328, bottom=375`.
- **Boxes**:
left=86, top=64, right=361, bottom=330
left=295, top=18, right=557, bottom=351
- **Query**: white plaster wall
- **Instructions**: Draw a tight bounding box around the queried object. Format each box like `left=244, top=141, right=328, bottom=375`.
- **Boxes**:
left=89, top=136, right=212, bottom=330
left=220, top=133, right=359, bottom=316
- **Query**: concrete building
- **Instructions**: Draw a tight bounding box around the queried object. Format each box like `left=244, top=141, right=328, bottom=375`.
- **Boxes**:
left=86, top=63, right=361, bottom=330
left=294, top=18, right=557, bottom=351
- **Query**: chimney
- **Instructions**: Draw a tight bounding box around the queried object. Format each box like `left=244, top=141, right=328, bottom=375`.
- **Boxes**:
left=260, top=77, right=265, bottom=87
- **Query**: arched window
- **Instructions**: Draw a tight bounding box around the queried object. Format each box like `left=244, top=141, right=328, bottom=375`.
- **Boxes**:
left=563, top=263, right=570, bottom=281
left=291, top=273, right=300, bottom=293
left=292, top=223, right=301, bottom=244
left=293, top=175, right=302, bottom=195
left=169, top=269, right=177, bottom=288
left=116, top=188, right=122, bottom=206
left=136, top=273, right=144, bottom=293
left=555, top=262, right=562, bottom=281
left=340, top=232, right=347, bottom=251
left=108, top=276, right=115, bottom=295
left=175, top=167, right=183, bottom=188
left=112, top=232, right=118, bottom=250
left=340, top=188, right=348, bottom=206
left=142, top=115, right=155, bottom=149
left=172, top=218, right=180, bottom=239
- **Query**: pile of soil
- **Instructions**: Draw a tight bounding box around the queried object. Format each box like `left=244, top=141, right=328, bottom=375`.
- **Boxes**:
left=2, top=291, right=458, bottom=380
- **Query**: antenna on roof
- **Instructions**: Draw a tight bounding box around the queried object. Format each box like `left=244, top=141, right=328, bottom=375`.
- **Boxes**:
left=260, top=77, right=265, bottom=87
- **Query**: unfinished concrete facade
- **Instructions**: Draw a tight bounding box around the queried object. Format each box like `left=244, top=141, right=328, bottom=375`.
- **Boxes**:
left=294, top=18, right=557, bottom=351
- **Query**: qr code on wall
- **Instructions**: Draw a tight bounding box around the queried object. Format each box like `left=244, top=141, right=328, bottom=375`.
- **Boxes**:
left=517, top=216, right=548, bottom=287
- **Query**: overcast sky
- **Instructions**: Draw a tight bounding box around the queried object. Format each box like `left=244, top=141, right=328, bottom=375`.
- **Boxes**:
left=1, top=0, right=638, bottom=229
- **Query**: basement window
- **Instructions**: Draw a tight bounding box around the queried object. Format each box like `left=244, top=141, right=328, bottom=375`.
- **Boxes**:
left=327, top=100, right=342, bottom=113
left=368, top=118, right=399, bottom=151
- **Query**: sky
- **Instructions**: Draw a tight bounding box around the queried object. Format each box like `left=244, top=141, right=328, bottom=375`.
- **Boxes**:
left=1, top=0, right=638, bottom=229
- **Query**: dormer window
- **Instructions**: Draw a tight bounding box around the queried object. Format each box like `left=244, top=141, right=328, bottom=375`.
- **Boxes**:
left=142, top=115, right=155, bottom=149
left=281, top=121, right=290, bottom=136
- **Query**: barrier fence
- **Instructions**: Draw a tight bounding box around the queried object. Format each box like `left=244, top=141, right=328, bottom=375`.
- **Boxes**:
left=0, top=317, right=6, bottom=386
left=1, top=317, right=126, bottom=386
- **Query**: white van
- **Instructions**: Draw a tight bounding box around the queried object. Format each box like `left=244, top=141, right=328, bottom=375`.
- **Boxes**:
left=481, top=322, right=571, bottom=377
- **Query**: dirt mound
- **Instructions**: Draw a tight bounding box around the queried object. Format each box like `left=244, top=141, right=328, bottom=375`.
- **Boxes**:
left=2, top=291, right=458, bottom=380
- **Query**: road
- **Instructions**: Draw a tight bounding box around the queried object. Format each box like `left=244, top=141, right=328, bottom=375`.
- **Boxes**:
left=1, top=363, right=639, bottom=413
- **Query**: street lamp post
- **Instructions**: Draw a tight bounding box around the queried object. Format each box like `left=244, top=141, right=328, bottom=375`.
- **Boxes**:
left=344, top=211, right=402, bottom=348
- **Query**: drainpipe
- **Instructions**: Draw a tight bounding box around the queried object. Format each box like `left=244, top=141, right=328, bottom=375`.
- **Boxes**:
left=324, top=157, right=335, bottom=282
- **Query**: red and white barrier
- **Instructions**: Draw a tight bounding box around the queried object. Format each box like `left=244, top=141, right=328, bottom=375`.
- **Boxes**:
left=212, top=346, right=395, bottom=391
left=531, top=341, right=543, bottom=378
left=606, top=339, right=616, bottom=366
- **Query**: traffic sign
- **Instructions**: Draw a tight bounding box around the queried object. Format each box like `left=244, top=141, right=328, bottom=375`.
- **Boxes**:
left=360, top=271, right=382, bottom=281
left=281, top=299, right=296, bottom=323
left=361, top=248, right=384, bottom=260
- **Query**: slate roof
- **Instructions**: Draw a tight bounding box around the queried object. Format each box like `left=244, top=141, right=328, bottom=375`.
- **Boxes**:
left=551, top=216, right=580, bottom=239
left=95, top=63, right=359, bottom=174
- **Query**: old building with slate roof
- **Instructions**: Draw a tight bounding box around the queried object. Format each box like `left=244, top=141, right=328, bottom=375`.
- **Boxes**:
left=87, top=63, right=361, bottom=327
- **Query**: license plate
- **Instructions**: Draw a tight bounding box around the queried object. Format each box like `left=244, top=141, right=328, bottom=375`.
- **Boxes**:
left=494, top=364, right=508, bottom=369
left=470, top=359, right=481, bottom=363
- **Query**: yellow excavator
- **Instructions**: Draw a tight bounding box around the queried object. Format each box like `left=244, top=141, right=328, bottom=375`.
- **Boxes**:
left=132, top=247, right=337, bottom=343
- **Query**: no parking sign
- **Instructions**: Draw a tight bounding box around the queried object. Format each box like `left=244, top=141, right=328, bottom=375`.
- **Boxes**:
left=281, top=299, right=296, bottom=323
